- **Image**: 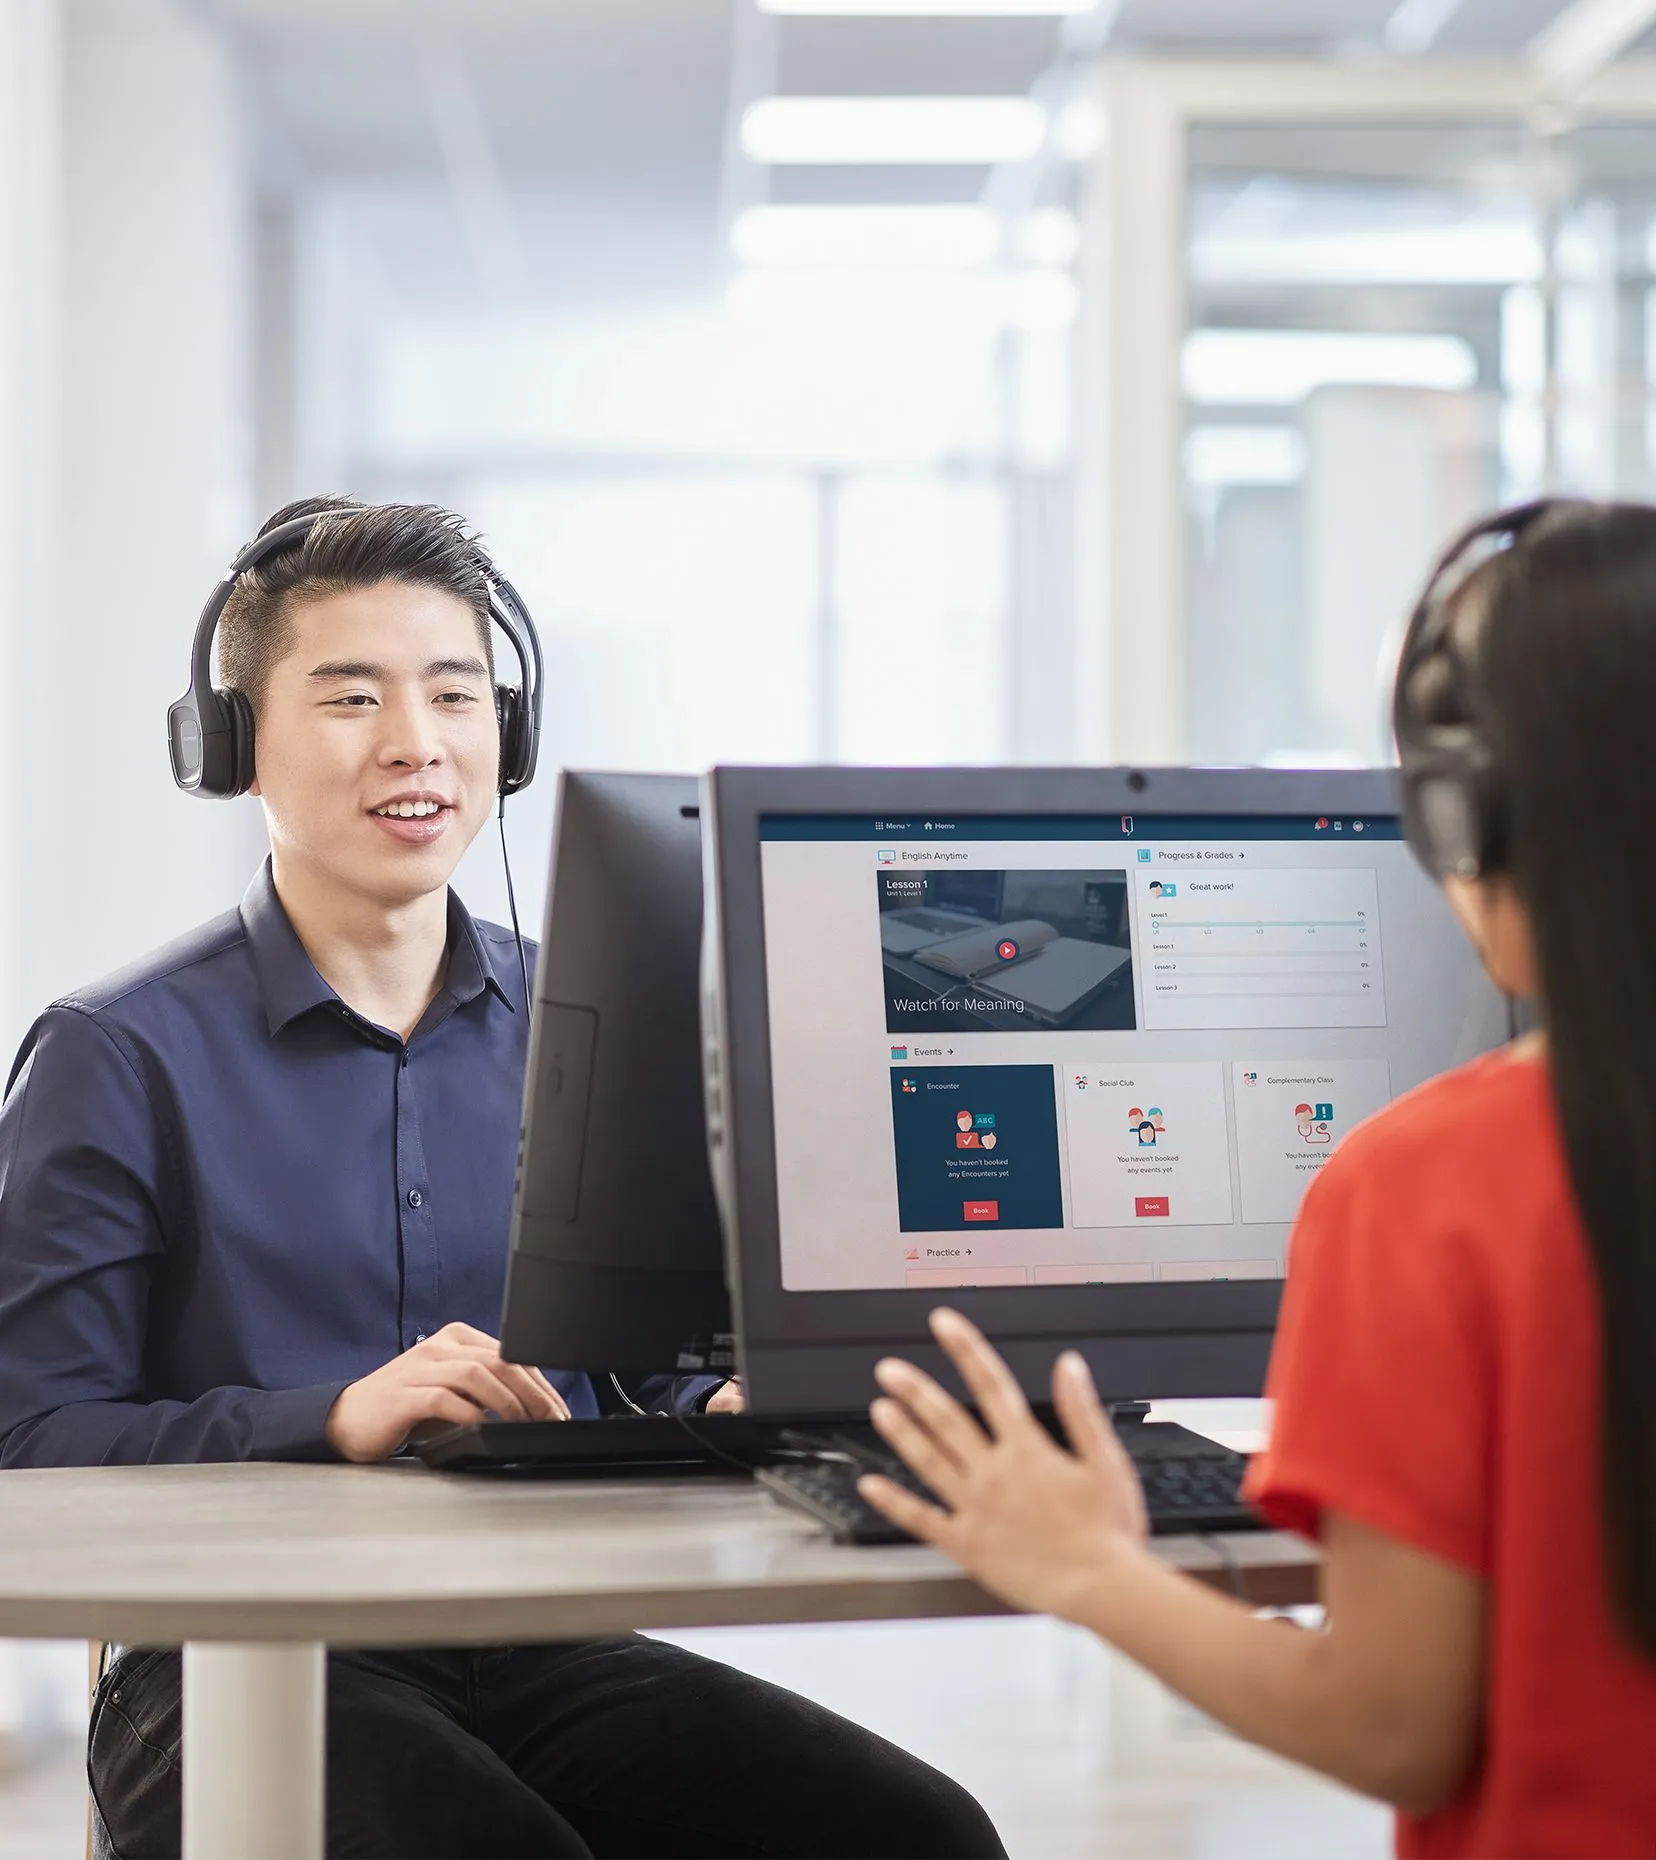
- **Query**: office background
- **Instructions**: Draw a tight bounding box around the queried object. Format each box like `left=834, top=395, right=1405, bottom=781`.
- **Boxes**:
left=2, top=1, right=1654, bottom=1851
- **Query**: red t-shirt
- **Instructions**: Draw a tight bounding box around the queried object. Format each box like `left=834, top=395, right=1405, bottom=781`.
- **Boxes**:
left=1244, top=1047, right=1656, bottom=1859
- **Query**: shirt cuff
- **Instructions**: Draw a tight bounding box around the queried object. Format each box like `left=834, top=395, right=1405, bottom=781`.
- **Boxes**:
left=248, top=1381, right=354, bottom=1461
left=682, top=1376, right=727, bottom=1414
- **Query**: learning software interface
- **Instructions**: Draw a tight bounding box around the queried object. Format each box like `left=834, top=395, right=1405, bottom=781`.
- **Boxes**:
left=760, top=811, right=1493, bottom=1292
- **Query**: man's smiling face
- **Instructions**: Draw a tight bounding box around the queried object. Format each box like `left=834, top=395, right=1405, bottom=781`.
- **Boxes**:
left=249, top=581, right=499, bottom=909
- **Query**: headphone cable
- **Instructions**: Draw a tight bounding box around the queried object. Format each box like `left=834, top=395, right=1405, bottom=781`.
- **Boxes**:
left=498, top=794, right=531, bottom=1015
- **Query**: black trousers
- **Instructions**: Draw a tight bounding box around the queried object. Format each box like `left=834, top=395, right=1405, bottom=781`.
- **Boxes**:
left=89, top=1637, right=1007, bottom=1860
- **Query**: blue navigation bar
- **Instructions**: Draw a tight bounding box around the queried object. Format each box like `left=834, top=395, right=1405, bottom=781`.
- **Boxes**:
left=760, top=813, right=1404, bottom=842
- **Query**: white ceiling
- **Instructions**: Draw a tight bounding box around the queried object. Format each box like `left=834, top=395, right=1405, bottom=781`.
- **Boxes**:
left=203, top=0, right=1590, bottom=190
left=191, top=0, right=1602, bottom=307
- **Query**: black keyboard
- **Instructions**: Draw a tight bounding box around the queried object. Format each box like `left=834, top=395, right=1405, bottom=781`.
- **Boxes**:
left=413, top=1413, right=788, bottom=1475
left=756, top=1423, right=1259, bottom=1545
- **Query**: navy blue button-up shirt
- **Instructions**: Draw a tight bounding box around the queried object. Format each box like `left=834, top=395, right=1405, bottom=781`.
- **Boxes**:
left=0, top=863, right=689, bottom=1466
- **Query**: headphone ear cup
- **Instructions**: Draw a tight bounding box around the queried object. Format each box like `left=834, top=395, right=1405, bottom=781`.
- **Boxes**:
left=224, top=687, right=256, bottom=798
left=1410, top=769, right=1484, bottom=879
left=495, top=684, right=528, bottom=795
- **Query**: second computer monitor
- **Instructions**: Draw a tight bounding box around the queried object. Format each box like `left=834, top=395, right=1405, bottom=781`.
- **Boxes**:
left=500, top=771, right=729, bottom=1375
left=700, top=765, right=1511, bottom=1417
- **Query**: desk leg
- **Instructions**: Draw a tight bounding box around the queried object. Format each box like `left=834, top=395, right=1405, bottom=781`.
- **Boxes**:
left=182, top=1642, right=325, bottom=1860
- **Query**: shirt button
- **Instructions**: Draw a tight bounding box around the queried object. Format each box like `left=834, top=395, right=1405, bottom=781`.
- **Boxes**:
left=407, top=1188, right=423, bottom=1209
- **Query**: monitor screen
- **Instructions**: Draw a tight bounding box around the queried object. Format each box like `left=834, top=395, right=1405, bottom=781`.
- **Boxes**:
left=702, top=767, right=1509, bottom=1415
left=761, top=808, right=1476, bottom=1293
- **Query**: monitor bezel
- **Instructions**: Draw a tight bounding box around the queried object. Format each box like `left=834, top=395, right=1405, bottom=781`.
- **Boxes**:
left=500, top=769, right=730, bottom=1375
left=703, top=763, right=1411, bottom=1413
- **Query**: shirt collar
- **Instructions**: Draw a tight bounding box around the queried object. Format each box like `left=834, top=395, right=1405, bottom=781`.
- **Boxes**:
left=441, top=889, right=516, bottom=1017
left=239, top=861, right=514, bottom=1039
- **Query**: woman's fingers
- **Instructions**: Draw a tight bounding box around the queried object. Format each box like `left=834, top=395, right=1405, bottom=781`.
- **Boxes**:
left=869, top=1396, right=968, bottom=1505
left=872, top=1357, right=985, bottom=1475
left=856, top=1473, right=952, bottom=1547
left=1050, top=1350, right=1119, bottom=1470
left=929, top=1308, right=1035, bottom=1441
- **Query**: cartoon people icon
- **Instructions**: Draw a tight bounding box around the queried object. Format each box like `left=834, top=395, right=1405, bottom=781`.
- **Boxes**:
left=957, top=1110, right=974, bottom=1132
left=980, top=1132, right=998, bottom=1151
left=1128, top=1105, right=1166, bottom=1147
left=1294, top=1102, right=1333, bottom=1146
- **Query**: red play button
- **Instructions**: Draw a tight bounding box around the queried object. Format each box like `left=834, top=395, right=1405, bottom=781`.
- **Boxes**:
left=963, top=1201, right=1000, bottom=1222
left=1134, top=1196, right=1170, bottom=1218
left=996, top=939, right=1018, bottom=961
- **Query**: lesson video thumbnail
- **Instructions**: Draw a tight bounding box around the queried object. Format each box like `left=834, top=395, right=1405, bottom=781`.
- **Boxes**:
left=878, top=869, right=1135, bottom=1033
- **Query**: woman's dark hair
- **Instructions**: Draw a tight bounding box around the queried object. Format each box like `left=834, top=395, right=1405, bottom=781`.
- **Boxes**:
left=219, top=494, right=493, bottom=715
left=1459, top=501, right=1656, bottom=1658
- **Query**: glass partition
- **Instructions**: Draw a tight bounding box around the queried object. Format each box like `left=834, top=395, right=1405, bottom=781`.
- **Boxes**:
left=1177, top=115, right=1656, bottom=766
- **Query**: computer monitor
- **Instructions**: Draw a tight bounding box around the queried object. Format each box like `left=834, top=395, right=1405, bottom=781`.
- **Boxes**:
left=700, top=765, right=1510, bottom=1418
left=500, top=771, right=730, bottom=1374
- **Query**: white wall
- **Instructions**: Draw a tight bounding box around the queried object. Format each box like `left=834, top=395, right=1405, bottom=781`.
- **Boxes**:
left=2, top=0, right=264, bottom=1062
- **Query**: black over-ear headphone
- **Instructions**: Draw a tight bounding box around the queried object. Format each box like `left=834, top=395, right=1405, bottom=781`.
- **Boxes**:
left=1393, top=498, right=1569, bottom=883
left=167, top=511, right=544, bottom=801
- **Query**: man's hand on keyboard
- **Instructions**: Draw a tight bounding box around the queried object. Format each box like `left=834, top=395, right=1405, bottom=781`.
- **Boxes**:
left=326, top=1322, right=571, bottom=1462
left=859, top=1307, right=1147, bottom=1622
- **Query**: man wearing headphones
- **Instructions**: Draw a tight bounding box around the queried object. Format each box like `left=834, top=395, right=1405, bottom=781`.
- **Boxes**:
left=0, top=497, right=1003, bottom=1859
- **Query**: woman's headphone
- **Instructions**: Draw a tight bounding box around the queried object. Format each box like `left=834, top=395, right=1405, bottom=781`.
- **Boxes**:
left=167, top=511, right=544, bottom=801
left=1393, top=498, right=1572, bottom=883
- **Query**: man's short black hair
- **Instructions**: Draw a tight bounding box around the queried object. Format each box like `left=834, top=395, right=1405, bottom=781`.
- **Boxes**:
left=218, top=495, right=494, bottom=715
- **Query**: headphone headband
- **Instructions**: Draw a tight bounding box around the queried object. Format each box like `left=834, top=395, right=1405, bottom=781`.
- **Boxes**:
left=168, top=508, right=543, bottom=800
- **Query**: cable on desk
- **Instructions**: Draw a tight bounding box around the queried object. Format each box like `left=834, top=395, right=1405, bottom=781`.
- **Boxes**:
left=669, top=1407, right=765, bottom=1474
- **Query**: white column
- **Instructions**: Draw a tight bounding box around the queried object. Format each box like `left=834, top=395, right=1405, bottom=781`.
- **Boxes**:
left=183, top=1642, right=326, bottom=1860
left=1076, top=62, right=1187, bottom=766
left=13, top=0, right=263, bottom=1046
left=0, top=3, right=60, bottom=1749
left=0, top=0, right=62, bottom=1066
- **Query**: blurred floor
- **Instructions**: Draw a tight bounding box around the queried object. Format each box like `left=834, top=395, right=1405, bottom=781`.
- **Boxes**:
left=0, top=1738, right=83, bottom=1860
left=655, top=1618, right=1388, bottom=1860
left=0, top=1620, right=1387, bottom=1860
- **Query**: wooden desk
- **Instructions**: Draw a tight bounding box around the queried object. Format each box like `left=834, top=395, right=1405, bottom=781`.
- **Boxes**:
left=0, top=1461, right=1317, bottom=1860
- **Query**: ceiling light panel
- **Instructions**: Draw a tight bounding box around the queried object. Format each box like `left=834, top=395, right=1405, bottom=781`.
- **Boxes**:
left=732, top=204, right=1002, bottom=266
left=741, top=96, right=1048, bottom=165
left=728, top=266, right=1077, bottom=331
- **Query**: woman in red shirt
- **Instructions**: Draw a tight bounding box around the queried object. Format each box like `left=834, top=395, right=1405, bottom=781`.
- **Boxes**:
left=861, top=499, right=1656, bottom=1859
